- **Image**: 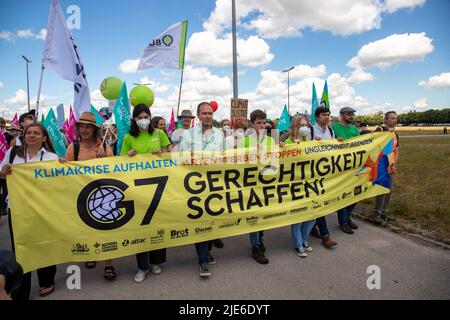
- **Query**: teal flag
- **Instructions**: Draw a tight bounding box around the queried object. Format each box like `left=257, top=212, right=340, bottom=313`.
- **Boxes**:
left=276, top=105, right=290, bottom=132
left=43, top=108, right=67, bottom=157
left=90, top=105, right=106, bottom=126
left=311, top=82, right=320, bottom=125
left=320, top=80, right=329, bottom=109
left=40, top=112, right=45, bottom=124
left=113, top=82, right=131, bottom=155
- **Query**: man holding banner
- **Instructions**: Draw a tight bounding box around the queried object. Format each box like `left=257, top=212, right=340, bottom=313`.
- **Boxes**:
left=178, top=102, right=224, bottom=277
left=332, top=107, right=361, bottom=234
left=237, top=110, right=273, bottom=265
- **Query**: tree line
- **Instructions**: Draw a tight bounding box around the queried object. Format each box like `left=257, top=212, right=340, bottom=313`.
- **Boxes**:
left=356, top=108, right=450, bottom=126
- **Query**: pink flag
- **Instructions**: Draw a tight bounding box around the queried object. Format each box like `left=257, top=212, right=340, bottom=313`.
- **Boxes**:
left=168, top=109, right=175, bottom=132
left=0, top=131, right=9, bottom=162
left=11, top=113, right=19, bottom=127
left=65, top=105, right=77, bottom=144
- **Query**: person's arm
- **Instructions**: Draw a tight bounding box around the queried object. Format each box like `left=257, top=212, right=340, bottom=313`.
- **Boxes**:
left=104, top=143, right=114, bottom=157
left=0, top=149, right=12, bottom=178
left=0, top=275, right=9, bottom=300
left=65, top=143, right=75, bottom=161
left=9, top=137, right=16, bottom=148
left=120, top=135, right=136, bottom=157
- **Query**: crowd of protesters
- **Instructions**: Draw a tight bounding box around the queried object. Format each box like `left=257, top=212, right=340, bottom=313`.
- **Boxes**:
left=0, top=103, right=399, bottom=299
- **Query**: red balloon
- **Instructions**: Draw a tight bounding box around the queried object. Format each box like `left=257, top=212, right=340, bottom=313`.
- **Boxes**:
left=210, top=100, right=219, bottom=112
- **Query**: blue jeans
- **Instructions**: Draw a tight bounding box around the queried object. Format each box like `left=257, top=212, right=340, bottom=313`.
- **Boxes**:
left=337, top=203, right=357, bottom=226
left=195, top=241, right=209, bottom=265
left=249, top=232, right=261, bottom=247
left=315, top=216, right=329, bottom=238
left=291, top=220, right=316, bottom=249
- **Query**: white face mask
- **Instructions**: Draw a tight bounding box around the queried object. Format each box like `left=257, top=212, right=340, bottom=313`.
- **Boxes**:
left=136, top=119, right=150, bottom=130
left=223, top=125, right=230, bottom=131
left=299, top=126, right=309, bottom=136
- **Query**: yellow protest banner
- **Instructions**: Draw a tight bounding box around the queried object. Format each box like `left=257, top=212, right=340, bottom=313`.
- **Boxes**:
left=8, top=132, right=396, bottom=272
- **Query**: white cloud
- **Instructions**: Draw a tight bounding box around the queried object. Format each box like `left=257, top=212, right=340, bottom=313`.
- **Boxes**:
left=138, top=76, right=168, bottom=93
left=149, top=65, right=233, bottom=121
left=383, top=0, right=426, bottom=13
left=245, top=67, right=370, bottom=118
left=90, top=89, right=108, bottom=108
left=289, top=64, right=327, bottom=79
left=36, top=28, right=47, bottom=40
left=118, top=59, right=140, bottom=74
left=3, top=89, right=46, bottom=112
left=348, top=68, right=374, bottom=83
left=0, top=81, right=3, bottom=88
left=204, top=0, right=385, bottom=38
left=0, top=30, right=14, bottom=42
left=419, top=72, right=450, bottom=89
left=5, top=89, right=28, bottom=105
left=17, top=29, right=34, bottom=38
left=347, top=33, right=434, bottom=70
left=186, top=31, right=274, bottom=67
left=412, top=97, right=428, bottom=110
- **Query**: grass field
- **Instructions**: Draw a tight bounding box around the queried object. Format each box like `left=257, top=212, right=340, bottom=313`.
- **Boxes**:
left=359, top=134, right=450, bottom=244
left=366, top=127, right=448, bottom=136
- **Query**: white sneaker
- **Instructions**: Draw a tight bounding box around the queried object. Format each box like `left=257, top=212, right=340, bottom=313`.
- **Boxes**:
left=295, top=248, right=308, bottom=258
left=303, top=242, right=313, bottom=252
left=150, top=264, right=162, bottom=275
left=134, top=269, right=149, bottom=283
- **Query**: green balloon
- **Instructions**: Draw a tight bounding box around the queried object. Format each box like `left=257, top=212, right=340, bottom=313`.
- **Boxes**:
left=129, top=85, right=155, bottom=108
left=100, top=77, right=123, bottom=100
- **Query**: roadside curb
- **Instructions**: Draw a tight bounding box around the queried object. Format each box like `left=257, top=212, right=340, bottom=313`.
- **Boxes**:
left=352, top=209, right=450, bottom=251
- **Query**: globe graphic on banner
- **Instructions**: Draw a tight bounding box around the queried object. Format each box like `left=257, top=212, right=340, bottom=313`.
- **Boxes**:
left=88, top=187, right=125, bottom=222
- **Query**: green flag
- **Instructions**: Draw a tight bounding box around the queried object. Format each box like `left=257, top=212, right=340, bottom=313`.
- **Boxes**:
left=113, top=82, right=131, bottom=155
left=311, top=82, right=320, bottom=125
left=91, top=105, right=106, bottom=126
left=276, top=105, right=291, bottom=132
left=320, top=80, right=329, bottom=109
left=43, top=108, right=67, bottom=157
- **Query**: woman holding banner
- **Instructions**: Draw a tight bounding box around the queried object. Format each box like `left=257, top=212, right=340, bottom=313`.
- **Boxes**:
left=0, top=123, right=58, bottom=299
left=121, top=104, right=171, bottom=283
left=284, top=116, right=316, bottom=258
left=64, top=112, right=117, bottom=281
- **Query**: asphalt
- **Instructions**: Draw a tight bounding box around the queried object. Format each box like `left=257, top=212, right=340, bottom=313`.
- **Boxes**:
left=0, top=211, right=449, bottom=300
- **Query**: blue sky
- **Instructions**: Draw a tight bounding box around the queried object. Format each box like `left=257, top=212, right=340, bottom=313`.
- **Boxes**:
left=0, top=0, right=449, bottom=121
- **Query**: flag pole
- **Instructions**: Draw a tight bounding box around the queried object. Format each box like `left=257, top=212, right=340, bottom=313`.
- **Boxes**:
left=35, top=65, right=46, bottom=120
left=176, top=65, right=184, bottom=118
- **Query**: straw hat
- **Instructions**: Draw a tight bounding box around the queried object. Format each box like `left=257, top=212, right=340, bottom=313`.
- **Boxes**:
left=76, top=112, right=100, bottom=128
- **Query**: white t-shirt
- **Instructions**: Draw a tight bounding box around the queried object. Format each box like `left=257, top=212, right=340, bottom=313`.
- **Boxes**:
left=170, top=128, right=187, bottom=146
left=0, top=147, right=58, bottom=208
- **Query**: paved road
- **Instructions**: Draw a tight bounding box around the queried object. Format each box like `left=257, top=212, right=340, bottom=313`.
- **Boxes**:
left=1, top=212, right=449, bottom=300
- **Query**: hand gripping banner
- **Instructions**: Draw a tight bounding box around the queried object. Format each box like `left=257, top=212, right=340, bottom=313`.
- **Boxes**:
left=7, top=132, right=396, bottom=272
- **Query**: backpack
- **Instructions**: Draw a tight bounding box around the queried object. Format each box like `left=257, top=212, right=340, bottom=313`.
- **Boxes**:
left=8, top=146, right=18, bottom=165
left=73, top=140, right=107, bottom=161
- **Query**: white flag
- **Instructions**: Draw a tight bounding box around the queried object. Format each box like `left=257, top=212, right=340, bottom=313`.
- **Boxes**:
left=42, top=0, right=90, bottom=118
left=138, top=20, right=188, bottom=70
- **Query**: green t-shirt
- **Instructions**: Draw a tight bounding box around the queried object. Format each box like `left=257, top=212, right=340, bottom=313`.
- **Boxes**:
left=120, top=129, right=170, bottom=155
left=237, top=135, right=275, bottom=148
left=284, top=138, right=300, bottom=145
left=332, top=122, right=360, bottom=140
